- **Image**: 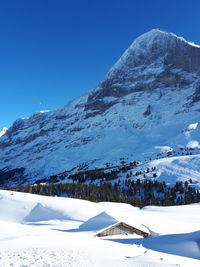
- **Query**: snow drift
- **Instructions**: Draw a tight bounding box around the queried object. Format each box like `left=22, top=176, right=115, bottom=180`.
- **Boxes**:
left=0, top=190, right=200, bottom=266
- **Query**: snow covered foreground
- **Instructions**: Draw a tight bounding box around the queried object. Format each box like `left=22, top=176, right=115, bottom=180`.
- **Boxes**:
left=0, top=190, right=199, bottom=267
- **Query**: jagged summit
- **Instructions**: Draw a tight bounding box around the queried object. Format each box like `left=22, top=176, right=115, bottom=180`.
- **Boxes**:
left=121, top=28, right=200, bottom=57
left=85, top=29, right=200, bottom=114
left=127, top=29, right=180, bottom=52
left=105, top=29, right=200, bottom=78
left=129, top=29, right=200, bottom=49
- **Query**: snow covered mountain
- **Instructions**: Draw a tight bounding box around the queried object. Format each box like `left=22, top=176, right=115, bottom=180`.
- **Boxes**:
left=1, top=29, right=200, bottom=185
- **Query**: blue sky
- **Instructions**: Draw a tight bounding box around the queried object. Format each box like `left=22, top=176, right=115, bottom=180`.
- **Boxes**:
left=0, top=0, right=200, bottom=129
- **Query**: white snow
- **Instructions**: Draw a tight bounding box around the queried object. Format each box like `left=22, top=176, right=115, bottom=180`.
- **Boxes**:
left=38, top=110, right=49, bottom=114
left=187, top=41, right=200, bottom=48
left=79, top=211, right=149, bottom=235
left=185, top=123, right=198, bottom=132
left=155, top=146, right=173, bottom=153
left=186, top=140, right=200, bottom=149
left=0, top=190, right=199, bottom=266
left=0, top=127, right=7, bottom=137
left=79, top=211, right=118, bottom=231
left=147, top=154, right=200, bottom=186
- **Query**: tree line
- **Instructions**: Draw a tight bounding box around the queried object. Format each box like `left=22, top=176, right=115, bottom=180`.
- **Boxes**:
left=6, top=179, right=200, bottom=208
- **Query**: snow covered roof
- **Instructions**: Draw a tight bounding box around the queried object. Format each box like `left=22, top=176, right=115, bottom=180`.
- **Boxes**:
left=79, top=211, right=150, bottom=235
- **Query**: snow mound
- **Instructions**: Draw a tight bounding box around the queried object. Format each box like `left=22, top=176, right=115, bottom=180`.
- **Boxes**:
left=24, top=203, right=67, bottom=222
left=79, top=212, right=118, bottom=231
left=186, top=140, right=200, bottom=149
left=136, top=230, right=200, bottom=260
left=154, top=146, right=173, bottom=153
left=0, top=190, right=104, bottom=223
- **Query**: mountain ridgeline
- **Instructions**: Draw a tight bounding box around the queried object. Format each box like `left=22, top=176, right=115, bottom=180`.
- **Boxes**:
left=1, top=29, right=200, bottom=188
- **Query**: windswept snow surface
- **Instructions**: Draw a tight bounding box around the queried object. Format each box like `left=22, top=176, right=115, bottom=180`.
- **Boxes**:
left=147, top=154, right=200, bottom=186
left=0, top=190, right=199, bottom=266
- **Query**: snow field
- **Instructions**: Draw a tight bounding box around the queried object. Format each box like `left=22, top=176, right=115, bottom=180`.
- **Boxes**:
left=0, top=190, right=199, bottom=266
left=0, top=248, right=93, bottom=267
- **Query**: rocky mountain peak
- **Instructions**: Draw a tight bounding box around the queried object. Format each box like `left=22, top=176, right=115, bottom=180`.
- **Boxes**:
left=104, top=29, right=200, bottom=80
left=108, top=29, right=200, bottom=71
left=84, top=30, right=200, bottom=115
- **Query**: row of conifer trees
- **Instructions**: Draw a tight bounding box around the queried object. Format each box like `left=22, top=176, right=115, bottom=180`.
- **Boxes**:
left=6, top=179, right=200, bottom=207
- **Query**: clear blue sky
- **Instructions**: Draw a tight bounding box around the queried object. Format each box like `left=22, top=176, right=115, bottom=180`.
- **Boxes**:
left=0, top=0, right=200, bottom=129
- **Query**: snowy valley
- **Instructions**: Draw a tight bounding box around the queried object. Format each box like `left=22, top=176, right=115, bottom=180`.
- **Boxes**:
left=0, top=190, right=199, bottom=266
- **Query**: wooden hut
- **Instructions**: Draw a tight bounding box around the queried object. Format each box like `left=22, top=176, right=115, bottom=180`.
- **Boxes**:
left=95, top=222, right=150, bottom=238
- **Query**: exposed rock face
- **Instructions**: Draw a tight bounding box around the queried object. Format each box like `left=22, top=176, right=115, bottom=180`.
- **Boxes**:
left=84, top=30, right=200, bottom=114
left=1, top=29, right=200, bottom=185
left=143, top=105, right=151, bottom=117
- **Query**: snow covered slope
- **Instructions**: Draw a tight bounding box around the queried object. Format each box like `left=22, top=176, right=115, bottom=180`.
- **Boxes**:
left=1, top=29, right=200, bottom=185
left=0, top=190, right=199, bottom=266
